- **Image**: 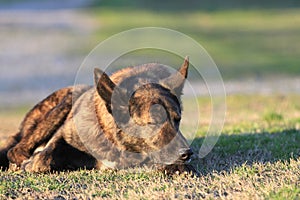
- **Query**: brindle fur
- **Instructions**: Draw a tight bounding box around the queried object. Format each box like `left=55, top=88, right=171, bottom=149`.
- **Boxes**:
left=0, top=57, right=196, bottom=174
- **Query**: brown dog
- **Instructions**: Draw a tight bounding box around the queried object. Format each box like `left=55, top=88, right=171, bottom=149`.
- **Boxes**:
left=0, top=57, right=195, bottom=174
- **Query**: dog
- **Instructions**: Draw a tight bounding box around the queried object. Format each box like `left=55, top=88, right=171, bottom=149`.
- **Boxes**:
left=0, top=56, right=195, bottom=174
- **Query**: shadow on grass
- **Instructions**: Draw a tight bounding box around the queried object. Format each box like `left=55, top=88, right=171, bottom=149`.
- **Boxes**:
left=191, top=128, right=300, bottom=175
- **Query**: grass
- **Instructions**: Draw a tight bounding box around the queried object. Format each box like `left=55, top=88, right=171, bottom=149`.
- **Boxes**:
left=0, top=94, right=299, bottom=199
left=83, top=8, right=300, bottom=79
left=0, top=0, right=22, bottom=4
left=90, top=0, right=300, bottom=11
left=1, top=160, right=299, bottom=199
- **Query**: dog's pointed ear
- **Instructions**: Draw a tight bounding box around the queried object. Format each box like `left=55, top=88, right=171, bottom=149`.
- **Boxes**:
left=161, top=56, right=189, bottom=96
left=94, top=68, right=116, bottom=109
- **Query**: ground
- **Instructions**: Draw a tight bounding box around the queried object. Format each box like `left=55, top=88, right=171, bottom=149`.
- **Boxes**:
left=0, top=94, right=299, bottom=199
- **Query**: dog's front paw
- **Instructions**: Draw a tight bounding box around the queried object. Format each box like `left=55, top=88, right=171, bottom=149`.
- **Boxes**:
left=21, top=152, right=51, bottom=173
left=8, top=162, right=21, bottom=172
left=7, top=147, right=30, bottom=166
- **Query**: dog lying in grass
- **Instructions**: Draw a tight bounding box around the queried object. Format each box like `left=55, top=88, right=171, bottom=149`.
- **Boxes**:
left=0, top=57, right=196, bottom=174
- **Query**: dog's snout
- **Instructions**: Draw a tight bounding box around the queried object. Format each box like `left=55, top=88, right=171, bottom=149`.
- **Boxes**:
left=179, top=148, right=193, bottom=162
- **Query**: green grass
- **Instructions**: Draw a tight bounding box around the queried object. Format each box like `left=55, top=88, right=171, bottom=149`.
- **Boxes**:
left=1, top=159, right=299, bottom=199
left=0, top=0, right=21, bottom=4
left=0, top=94, right=299, bottom=199
left=85, top=8, right=300, bottom=79
left=268, top=186, right=300, bottom=200
left=91, top=0, right=300, bottom=10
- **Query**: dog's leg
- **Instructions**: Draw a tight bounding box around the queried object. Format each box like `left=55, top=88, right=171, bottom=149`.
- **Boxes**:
left=21, top=130, right=100, bottom=172
left=0, top=132, right=21, bottom=170
left=7, top=86, right=90, bottom=167
left=21, top=131, right=62, bottom=172
left=7, top=88, right=74, bottom=166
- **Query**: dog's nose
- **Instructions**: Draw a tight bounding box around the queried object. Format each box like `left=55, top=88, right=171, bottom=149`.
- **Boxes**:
left=178, top=148, right=193, bottom=162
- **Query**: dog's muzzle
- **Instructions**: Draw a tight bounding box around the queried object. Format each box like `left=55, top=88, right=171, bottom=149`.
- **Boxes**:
left=178, top=148, right=193, bottom=163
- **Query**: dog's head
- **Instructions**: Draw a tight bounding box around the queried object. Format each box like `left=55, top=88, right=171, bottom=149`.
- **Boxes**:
left=94, top=57, right=192, bottom=166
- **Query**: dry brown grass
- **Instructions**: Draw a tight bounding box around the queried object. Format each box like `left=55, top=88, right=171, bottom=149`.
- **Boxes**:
left=0, top=112, right=23, bottom=145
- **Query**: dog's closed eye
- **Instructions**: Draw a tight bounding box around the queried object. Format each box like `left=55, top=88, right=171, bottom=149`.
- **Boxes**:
left=150, top=104, right=167, bottom=124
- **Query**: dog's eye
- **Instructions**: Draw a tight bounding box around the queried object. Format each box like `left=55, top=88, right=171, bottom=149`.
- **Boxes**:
left=150, top=104, right=167, bottom=124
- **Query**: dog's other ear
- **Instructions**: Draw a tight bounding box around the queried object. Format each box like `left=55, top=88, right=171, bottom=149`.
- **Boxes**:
left=161, top=56, right=189, bottom=96
left=94, top=68, right=116, bottom=110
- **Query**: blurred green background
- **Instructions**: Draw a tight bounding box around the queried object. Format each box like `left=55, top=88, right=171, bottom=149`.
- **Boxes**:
left=88, top=0, right=300, bottom=79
